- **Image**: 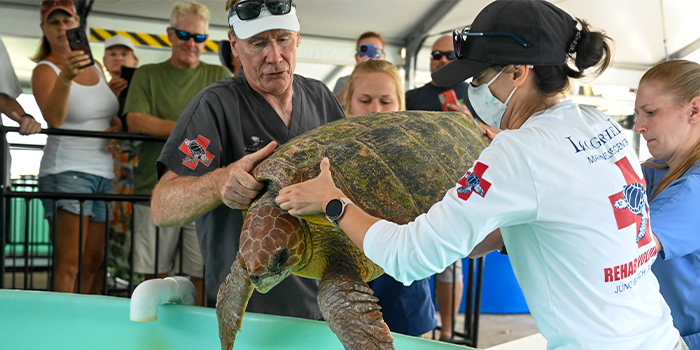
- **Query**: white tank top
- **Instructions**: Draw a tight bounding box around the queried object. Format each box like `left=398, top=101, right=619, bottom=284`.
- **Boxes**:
left=37, top=60, right=119, bottom=179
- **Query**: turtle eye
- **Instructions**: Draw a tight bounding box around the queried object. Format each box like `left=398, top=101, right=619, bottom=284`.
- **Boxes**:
left=268, top=248, right=290, bottom=273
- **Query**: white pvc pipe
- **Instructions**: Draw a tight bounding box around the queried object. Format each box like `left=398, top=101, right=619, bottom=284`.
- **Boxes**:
left=129, top=276, right=197, bottom=322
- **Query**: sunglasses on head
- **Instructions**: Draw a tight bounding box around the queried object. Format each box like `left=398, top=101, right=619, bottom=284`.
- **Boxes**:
left=431, top=50, right=456, bottom=61
left=452, top=28, right=530, bottom=58
left=229, top=0, right=295, bottom=21
left=171, top=28, right=208, bottom=43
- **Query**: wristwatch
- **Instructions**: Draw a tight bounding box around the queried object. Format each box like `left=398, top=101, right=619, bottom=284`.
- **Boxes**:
left=325, top=197, right=354, bottom=229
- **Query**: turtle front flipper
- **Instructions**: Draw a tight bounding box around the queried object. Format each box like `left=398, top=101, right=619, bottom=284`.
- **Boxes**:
left=216, top=253, right=254, bottom=350
left=318, top=265, right=395, bottom=350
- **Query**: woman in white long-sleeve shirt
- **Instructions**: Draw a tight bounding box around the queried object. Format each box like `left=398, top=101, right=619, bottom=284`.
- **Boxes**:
left=276, top=0, right=685, bottom=349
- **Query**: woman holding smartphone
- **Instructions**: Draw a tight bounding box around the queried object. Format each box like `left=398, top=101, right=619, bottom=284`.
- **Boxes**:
left=31, top=0, right=120, bottom=294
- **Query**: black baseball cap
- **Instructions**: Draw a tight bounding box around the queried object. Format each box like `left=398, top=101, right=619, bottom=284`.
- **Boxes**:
left=432, top=0, right=578, bottom=87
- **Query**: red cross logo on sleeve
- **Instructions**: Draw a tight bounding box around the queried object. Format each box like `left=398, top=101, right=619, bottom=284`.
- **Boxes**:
left=179, top=135, right=215, bottom=170
left=608, top=157, right=652, bottom=248
left=457, top=162, right=491, bottom=201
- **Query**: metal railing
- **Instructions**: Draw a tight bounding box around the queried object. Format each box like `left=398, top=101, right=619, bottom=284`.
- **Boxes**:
left=431, top=258, right=484, bottom=347
left=0, top=125, right=197, bottom=298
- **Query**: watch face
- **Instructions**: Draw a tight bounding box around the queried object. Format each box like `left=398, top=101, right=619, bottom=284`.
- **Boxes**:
left=325, top=199, right=344, bottom=219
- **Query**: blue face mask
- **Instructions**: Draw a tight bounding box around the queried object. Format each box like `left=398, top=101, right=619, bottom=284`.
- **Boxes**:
left=466, top=69, right=517, bottom=129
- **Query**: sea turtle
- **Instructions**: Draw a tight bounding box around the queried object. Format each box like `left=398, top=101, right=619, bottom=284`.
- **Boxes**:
left=614, top=182, right=649, bottom=242
left=216, top=111, right=490, bottom=350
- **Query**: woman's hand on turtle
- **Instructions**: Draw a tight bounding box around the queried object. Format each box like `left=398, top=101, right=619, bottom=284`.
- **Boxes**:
left=221, top=141, right=277, bottom=210
left=61, top=50, right=90, bottom=81
left=479, top=122, right=501, bottom=140
left=276, top=157, right=345, bottom=216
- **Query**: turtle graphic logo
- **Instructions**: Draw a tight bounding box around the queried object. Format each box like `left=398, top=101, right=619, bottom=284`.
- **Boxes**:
left=251, top=136, right=262, bottom=146
left=608, top=157, right=652, bottom=248
left=458, top=173, right=485, bottom=196
left=179, top=135, right=215, bottom=170
left=613, top=183, right=649, bottom=244
left=457, top=162, right=491, bottom=201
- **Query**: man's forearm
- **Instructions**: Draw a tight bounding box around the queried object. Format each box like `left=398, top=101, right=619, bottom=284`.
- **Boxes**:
left=151, top=169, right=225, bottom=227
left=126, top=112, right=177, bottom=138
left=0, top=94, right=25, bottom=121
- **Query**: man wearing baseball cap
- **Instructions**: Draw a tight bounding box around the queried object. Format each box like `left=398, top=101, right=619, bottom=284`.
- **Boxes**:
left=103, top=34, right=139, bottom=117
left=150, top=0, right=344, bottom=326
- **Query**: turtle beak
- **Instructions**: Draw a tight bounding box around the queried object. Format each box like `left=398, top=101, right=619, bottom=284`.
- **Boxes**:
left=247, top=269, right=291, bottom=293
left=246, top=248, right=293, bottom=293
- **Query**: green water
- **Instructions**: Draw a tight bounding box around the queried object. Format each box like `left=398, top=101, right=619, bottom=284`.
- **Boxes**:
left=0, top=290, right=471, bottom=350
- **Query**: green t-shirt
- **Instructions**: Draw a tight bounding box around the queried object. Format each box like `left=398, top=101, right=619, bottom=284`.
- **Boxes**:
left=123, top=60, right=231, bottom=199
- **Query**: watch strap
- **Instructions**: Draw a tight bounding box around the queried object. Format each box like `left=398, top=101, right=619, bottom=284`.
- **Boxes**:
left=326, top=197, right=353, bottom=229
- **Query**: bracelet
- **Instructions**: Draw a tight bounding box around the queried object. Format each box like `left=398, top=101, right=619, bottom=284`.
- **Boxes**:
left=20, top=113, right=34, bottom=120
left=58, top=73, right=72, bottom=87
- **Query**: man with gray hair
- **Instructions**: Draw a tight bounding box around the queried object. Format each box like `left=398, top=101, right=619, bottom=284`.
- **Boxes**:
left=150, top=0, right=344, bottom=321
left=123, top=1, right=231, bottom=305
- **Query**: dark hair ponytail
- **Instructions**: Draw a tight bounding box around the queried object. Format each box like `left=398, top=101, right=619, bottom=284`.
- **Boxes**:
left=532, top=18, right=613, bottom=96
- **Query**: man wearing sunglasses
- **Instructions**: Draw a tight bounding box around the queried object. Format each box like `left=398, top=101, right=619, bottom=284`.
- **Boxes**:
left=122, top=1, right=231, bottom=306
left=405, top=35, right=469, bottom=116
left=403, top=34, right=469, bottom=341
left=150, top=0, right=344, bottom=323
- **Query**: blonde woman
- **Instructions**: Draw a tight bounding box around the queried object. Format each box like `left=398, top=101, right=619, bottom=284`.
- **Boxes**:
left=341, top=59, right=405, bottom=116
left=636, top=59, right=700, bottom=349
left=31, top=0, right=120, bottom=293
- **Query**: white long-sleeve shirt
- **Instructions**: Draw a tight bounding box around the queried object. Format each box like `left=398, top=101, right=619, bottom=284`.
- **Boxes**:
left=364, top=100, right=678, bottom=350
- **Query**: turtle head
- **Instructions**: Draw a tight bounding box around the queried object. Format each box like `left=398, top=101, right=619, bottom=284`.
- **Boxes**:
left=239, top=194, right=307, bottom=293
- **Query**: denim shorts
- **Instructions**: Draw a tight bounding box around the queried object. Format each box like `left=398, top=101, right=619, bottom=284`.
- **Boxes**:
left=39, top=171, right=114, bottom=222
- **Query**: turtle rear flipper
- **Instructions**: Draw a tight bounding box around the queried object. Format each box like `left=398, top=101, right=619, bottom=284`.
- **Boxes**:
left=318, top=267, right=394, bottom=350
left=216, top=254, right=254, bottom=350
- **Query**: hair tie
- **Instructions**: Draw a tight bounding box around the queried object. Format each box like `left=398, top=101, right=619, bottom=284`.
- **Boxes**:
left=568, top=30, right=581, bottom=53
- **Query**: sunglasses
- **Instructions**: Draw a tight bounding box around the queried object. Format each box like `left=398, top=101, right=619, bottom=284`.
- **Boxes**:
left=453, top=28, right=530, bottom=58
left=431, top=50, right=456, bottom=61
left=171, top=28, right=208, bottom=43
left=229, top=0, right=295, bottom=21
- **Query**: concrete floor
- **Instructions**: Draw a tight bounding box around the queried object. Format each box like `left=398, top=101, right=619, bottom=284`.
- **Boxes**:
left=426, top=312, right=540, bottom=349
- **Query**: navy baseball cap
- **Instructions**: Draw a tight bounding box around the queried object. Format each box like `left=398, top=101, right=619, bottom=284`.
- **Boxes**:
left=432, top=0, right=578, bottom=87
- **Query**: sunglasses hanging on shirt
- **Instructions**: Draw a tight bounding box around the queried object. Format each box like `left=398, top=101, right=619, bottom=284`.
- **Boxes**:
left=229, top=0, right=295, bottom=21
left=431, top=50, right=456, bottom=60
left=171, top=28, right=208, bottom=43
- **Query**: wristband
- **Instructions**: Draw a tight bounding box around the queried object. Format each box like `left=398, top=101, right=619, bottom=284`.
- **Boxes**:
left=20, top=113, right=34, bottom=120
left=58, top=73, right=72, bottom=87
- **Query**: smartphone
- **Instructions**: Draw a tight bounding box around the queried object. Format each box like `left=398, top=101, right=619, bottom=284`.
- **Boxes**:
left=118, top=66, right=137, bottom=99
left=438, top=89, right=459, bottom=112
left=119, top=66, right=136, bottom=83
left=66, top=27, right=95, bottom=68
left=358, top=43, right=377, bottom=58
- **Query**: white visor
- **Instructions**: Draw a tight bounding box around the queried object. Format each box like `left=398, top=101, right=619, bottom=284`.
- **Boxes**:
left=229, top=4, right=300, bottom=40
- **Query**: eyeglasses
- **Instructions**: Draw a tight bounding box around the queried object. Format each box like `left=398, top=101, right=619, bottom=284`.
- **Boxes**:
left=430, top=50, right=456, bottom=61
left=453, top=28, right=530, bottom=58
left=171, top=28, right=208, bottom=43
left=229, top=0, right=295, bottom=21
